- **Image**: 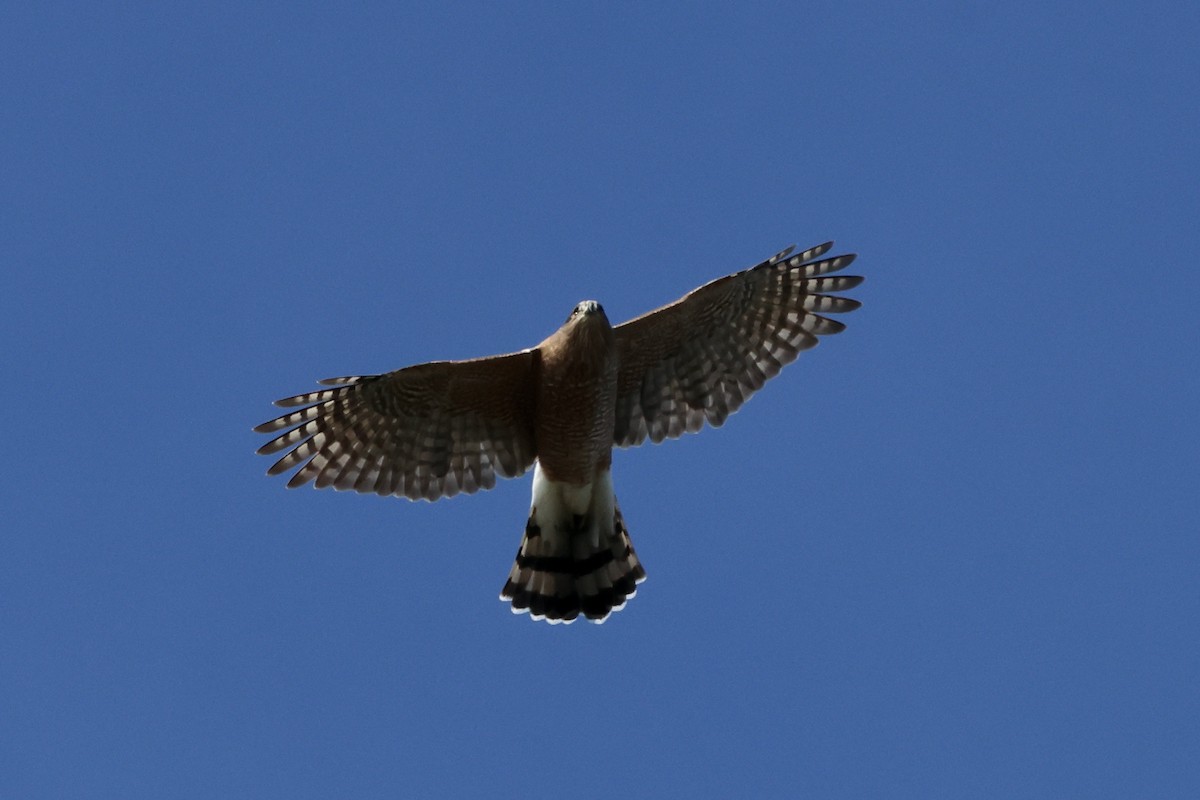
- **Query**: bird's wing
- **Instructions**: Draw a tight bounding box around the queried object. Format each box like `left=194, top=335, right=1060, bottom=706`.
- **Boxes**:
left=255, top=350, right=538, bottom=500
left=612, top=242, right=862, bottom=447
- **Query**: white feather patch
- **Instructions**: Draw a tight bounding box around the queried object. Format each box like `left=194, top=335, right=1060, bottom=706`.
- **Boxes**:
left=529, top=462, right=615, bottom=548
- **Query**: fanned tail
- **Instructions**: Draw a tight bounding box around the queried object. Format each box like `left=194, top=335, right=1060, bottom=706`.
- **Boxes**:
left=500, top=466, right=646, bottom=624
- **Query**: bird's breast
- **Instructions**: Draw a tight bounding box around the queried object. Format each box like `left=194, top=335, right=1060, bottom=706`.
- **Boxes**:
left=534, top=326, right=618, bottom=484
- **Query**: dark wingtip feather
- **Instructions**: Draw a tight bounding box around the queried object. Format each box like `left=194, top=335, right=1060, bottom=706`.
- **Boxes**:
left=799, top=241, right=835, bottom=262
left=273, top=394, right=308, bottom=408
left=808, top=316, right=847, bottom=335
left=769, top=245, right=797, bottom=264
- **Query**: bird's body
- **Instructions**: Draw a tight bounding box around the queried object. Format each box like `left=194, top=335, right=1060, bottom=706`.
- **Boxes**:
left=533, top=301, right=618, bottom=484
left=508, top=301, right=643, bottom=622
left=255, top=242, right=862, bottom=623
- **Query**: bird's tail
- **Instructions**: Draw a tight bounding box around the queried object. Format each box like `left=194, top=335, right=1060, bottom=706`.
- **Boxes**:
left=500, top=465, right=646, bottom=624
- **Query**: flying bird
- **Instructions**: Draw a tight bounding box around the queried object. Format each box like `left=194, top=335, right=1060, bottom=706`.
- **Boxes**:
left=255, top=241, right=862, bottom=624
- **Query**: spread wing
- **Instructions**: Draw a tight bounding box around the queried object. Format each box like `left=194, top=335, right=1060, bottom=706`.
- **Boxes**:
left=254, top=350, right=538, bottom=501
left=612, top=242, right=862, bottom=447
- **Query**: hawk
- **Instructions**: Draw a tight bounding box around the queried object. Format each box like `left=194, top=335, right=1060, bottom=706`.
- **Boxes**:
left=255, top=241, right=862, bottom=624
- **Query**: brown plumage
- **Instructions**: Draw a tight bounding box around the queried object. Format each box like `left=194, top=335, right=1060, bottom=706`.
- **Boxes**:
left=255, top=241, right=862, bottom=623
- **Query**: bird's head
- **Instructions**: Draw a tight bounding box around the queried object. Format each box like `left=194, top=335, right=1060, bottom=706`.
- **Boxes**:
left=560, top=300, right=613, bottom=345
left=565, top=300, right=608, bottom=325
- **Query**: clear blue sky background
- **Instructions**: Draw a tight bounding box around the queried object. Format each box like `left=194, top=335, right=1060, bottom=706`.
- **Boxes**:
left=4, top=3, right=1198, bottom=798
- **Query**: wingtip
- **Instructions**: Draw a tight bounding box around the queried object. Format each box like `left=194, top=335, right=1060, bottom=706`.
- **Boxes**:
left=769, top=245, right=797, bottom=265
left=806, top=241, right=836, bottom=260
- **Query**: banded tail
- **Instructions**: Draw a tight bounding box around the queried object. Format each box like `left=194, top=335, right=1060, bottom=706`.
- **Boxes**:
left=501, top=465, right=646, bottom=624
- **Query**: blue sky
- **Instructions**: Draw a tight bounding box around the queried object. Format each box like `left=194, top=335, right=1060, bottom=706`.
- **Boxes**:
left=3, top=2, right=1199, bottom=797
